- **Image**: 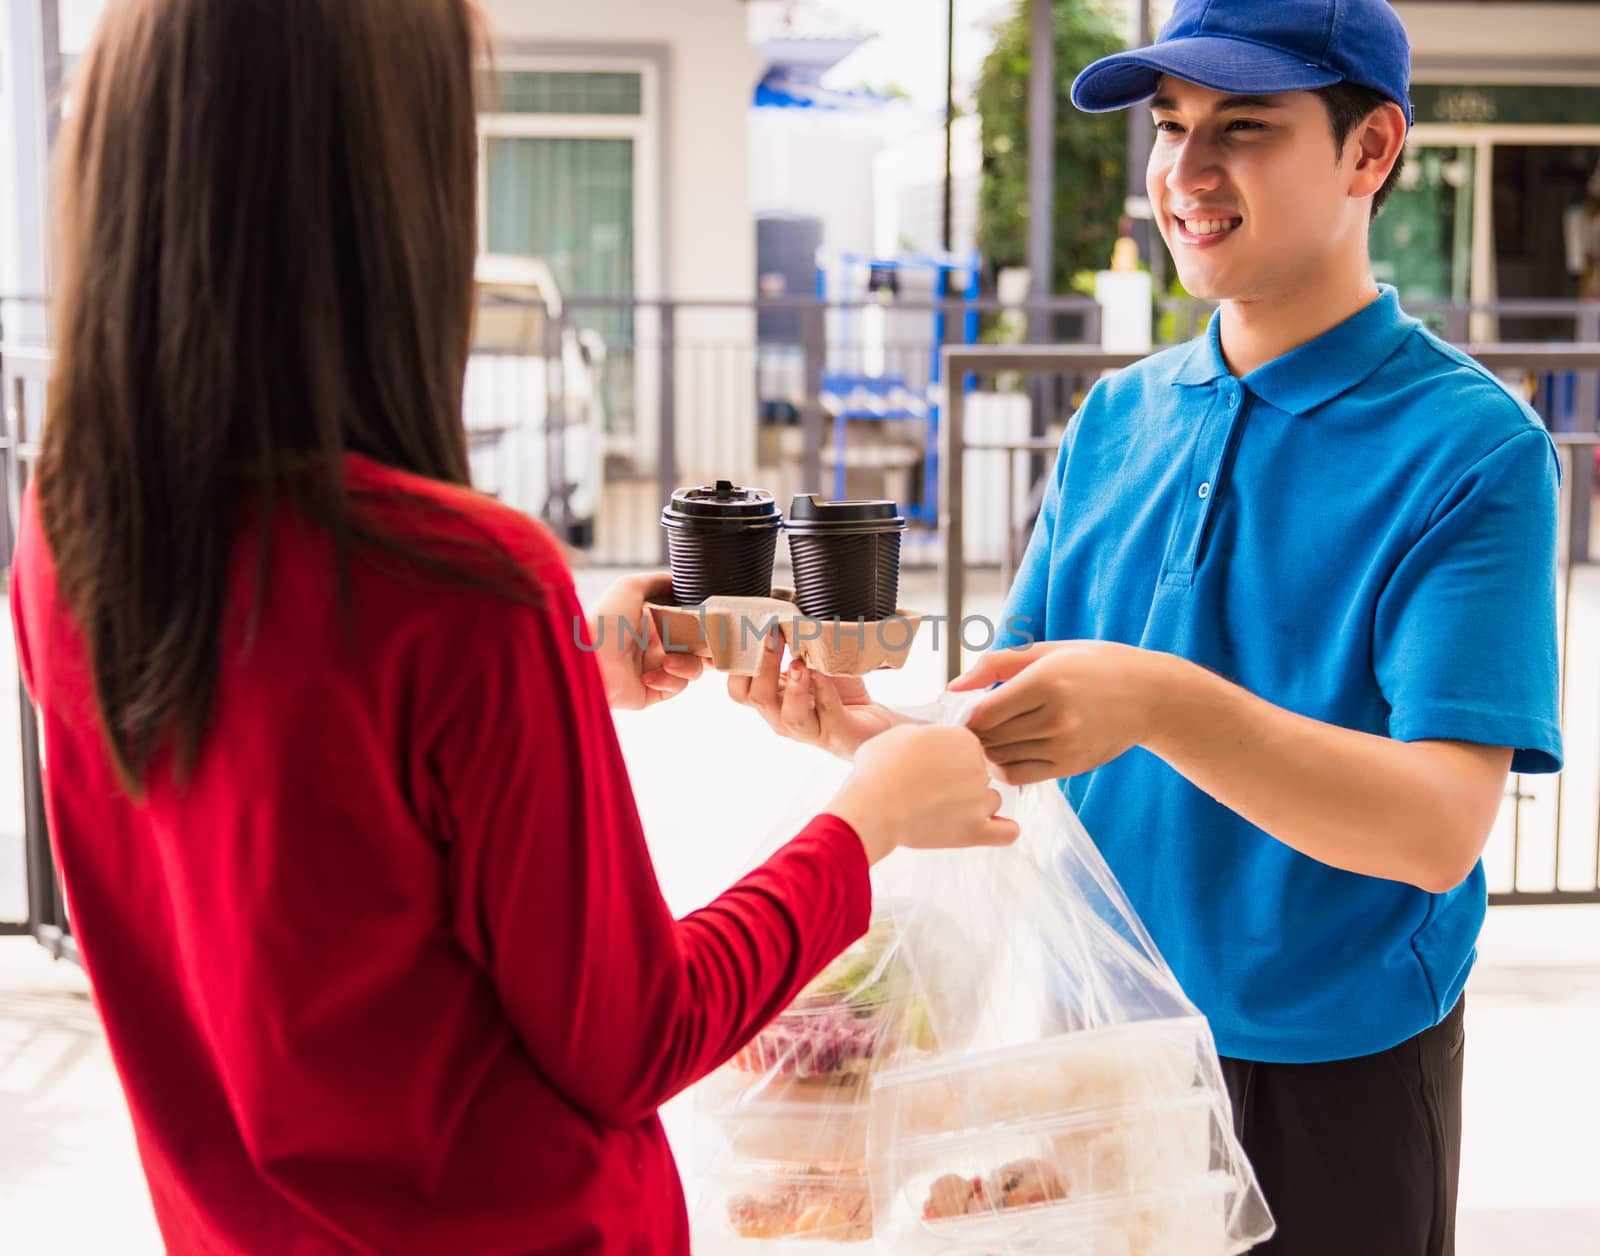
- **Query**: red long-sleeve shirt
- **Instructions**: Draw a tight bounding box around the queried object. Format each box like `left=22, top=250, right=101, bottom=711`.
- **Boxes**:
left=10, top=454, right=871, bottom=1254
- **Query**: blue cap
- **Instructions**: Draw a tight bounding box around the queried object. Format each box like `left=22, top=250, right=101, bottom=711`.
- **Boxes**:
left=1071, top=0, right=1412, bottom=126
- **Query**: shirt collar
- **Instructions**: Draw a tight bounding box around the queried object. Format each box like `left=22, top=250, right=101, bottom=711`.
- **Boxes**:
left=1172, top=286, right=1418, bottom=417
left=1173, top=311, right=1230, bottom=388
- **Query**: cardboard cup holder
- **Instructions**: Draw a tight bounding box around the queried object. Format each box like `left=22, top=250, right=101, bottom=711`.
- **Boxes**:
left=646, top=588, right=923, bottom=677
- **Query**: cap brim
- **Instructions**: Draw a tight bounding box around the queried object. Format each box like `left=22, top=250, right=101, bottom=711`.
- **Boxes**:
left=1071, top=35, right=1342, bottom=113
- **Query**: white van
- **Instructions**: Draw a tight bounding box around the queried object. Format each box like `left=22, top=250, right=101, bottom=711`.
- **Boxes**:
left=466, top=254, right=605, bottom=546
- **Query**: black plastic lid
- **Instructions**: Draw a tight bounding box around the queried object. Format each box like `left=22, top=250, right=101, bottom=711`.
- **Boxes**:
left=661, top=480, right=782, bottom=530
left=784, top=493, right=906, bottom=534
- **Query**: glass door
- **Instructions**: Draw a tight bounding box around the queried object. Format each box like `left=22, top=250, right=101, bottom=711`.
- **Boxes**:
left=485, top=135, right=637, bottom=437
left=1371, top=144, right=1477, bottom=313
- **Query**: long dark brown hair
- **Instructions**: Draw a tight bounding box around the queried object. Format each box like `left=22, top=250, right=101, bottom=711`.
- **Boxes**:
left=38, top=0, right=499, bottom=791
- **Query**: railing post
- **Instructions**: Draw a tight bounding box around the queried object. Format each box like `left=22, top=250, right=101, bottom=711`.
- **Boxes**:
left=1, top=356, right=65, bottom=950
left=20, top=679, right=55, bottom=941
left=800, top=300, right=824, bottom=496
left=540, top=298, right=568, bottom=537
left=1569, top=306, right=1598, bottom=566
left=941, top=346, right=966, bottom=684
left=657, top=300, right=677, bottom=566
left=0, top=310, right=10, bottom=563
left=1002, top=450, right=1018, bottom=597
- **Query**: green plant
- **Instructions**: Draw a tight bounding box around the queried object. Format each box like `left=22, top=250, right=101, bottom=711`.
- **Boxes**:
left=976, top=0, right=1129, bottom=296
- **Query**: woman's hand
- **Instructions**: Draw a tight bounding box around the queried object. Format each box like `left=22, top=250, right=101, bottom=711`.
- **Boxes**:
left=827, top=724, right=1020, bottom=864
left=728, top=634, right=902, bottom=758
left=588, top=573, right=705, bottom=710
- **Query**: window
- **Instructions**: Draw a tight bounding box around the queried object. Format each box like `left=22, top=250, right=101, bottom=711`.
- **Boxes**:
left=492, top=71, right=643, bottom=117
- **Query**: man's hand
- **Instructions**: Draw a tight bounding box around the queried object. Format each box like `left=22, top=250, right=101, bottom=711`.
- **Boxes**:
left=728, top=632, right=902, bottom=758
left=954, top=640, right=1512, bottom=893
left=949, top=641, right=1161, bottom=784
left=588, top=573, right=705, bottom=710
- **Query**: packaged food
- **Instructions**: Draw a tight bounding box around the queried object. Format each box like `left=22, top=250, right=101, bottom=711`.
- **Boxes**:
left=714, top=1165, right=874, bottom=1244
left=692, top=692, right=1274, bottom=1253
left=869, top=1090, right=1223, bottom=1247
left=712, top=911, right=979, bottom=1108
left=911, top=1172, right=1239, bottom=1256
left=867, top=1020, right=1206, bottom=1142
left=697, top=1073, right=871, bottom=1165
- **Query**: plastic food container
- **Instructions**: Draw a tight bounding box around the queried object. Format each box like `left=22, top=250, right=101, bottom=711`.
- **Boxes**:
left=880, top=1171, right=1240, bottom=1255
left=729, top=990, right=908, bottom=1085
left=709, top=1163, right=874, bottom=1245
left=716, top=915, right=981, bottom=1100
left=863, top=1019, right=1241, bottom=1253
left=866, top=1018, right=1209, bottom=1142
left=870, top=1094, right=1219, bottom=1225
left=699, top=1070, right=873, bottom=1165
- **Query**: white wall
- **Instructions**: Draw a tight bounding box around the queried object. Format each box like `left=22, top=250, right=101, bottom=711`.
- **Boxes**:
left=479, top=0, right=756, bottom=304
left=1394, top=3, right=1600, bottom=69
left=749, top=109, right=892, bottom=260
left=873, top=113, right=982, bottom=259
left=479, top=0, right=759, bottom=484
left=47, top=0, right=759, bottom=307
left=1119, top=1, right=1600, bottom=71
left=2, top=0, right=51, bottom=335
left=1, top=17, right=20, bottom=303
left=9, top=0, right=765, bottom=485
left=4, top=0, right=117, bottom=310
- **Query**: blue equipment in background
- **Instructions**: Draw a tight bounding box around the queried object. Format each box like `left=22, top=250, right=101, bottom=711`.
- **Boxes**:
left=816, top=249, right=982, bottom=519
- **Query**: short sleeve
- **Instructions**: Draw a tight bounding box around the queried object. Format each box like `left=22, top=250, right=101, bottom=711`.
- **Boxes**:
left=1374, top=428, right=1563, bottom=773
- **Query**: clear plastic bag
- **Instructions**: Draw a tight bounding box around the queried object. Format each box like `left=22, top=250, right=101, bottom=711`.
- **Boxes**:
left=694, top=691, right=1274, bottom=1254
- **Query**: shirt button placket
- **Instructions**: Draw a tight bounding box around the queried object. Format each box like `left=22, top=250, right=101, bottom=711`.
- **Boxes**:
left=1194, top=383, right=1242, bottom=542
left=1164, top=381, right=1244, bottom=585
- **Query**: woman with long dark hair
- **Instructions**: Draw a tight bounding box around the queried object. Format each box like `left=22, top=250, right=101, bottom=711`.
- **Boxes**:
left=10, top=2, right=1016, bottom=1251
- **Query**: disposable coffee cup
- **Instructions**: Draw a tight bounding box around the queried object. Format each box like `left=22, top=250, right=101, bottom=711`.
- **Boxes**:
left=784, top=494, right=907, bottom=621
left=660, top=480, right=782, bottom=606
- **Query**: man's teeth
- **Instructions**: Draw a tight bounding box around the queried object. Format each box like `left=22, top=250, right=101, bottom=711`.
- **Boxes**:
left=1182, top=218, right=1240, bottom=236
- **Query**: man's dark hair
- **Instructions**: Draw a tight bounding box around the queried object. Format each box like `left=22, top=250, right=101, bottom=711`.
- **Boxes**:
left=1313, top=82, right=1407, bottom=219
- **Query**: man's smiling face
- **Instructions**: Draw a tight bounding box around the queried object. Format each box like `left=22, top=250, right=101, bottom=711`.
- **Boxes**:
left=1146, top=76, right=1375, bottom=304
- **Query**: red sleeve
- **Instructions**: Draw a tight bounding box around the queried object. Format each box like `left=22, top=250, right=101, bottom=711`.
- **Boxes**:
left=431, top=562, right=872, bottom=1128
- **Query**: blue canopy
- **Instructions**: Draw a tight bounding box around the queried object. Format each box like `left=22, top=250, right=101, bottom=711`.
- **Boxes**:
left=753, top=69, right=899, bottom=111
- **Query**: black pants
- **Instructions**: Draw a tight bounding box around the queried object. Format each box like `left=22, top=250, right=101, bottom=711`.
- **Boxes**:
left=1220, top=997, right=1465, bottom=1256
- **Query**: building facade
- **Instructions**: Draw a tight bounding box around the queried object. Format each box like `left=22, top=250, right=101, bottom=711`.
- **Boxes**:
left=1381, top=2, right=1600, bottom=337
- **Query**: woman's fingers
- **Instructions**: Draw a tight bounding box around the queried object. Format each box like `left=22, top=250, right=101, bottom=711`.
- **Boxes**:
left=627, top=571, right=675, bottom=606
left=956, top=789, right=1017, bottom=847
left=641, top=668, right=689, bottom=696
left=657, top=652, right=704, bottom=680
left=808, top=667, right=857, bottom=745
left=728, top=633, right=778, bottom=707
left=745, top=632, right=785, bottom=713
left=779, top=662, right=821, bottom=741
left=978, top=815, right=1022, bottom=845
left=811, top=668, right=844, bottom=718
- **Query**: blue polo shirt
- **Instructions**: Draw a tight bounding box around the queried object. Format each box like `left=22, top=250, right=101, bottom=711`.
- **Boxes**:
left=1002, top=287, right=1563, bottom=1063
